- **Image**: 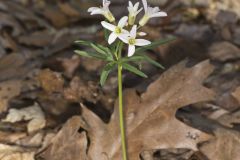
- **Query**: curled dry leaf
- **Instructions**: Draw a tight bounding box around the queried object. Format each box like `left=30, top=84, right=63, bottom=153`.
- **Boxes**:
left=40, top=116, right=88, bottom=160
left=78, top=60, right=215, bottom=160
left=0, top=144, right=34, bottom=160
left=2, top=103, right=46, bottom=133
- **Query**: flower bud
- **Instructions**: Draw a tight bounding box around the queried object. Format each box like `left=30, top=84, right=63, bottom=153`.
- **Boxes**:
left=138, top=32, right=147, bottom=36
left=104, top=11, right=115, bottom=22
left=128, top=14, right=136, bottom=25
left=139, top=15, right=149, bottom=26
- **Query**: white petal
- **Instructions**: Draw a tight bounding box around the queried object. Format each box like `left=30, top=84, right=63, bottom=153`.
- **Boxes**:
left=136, top=7, right=143, bottom=15
left=91, top=9, right=104, bottom=15
left=150, top=11, right=167, bottom=18
left=138, top=32, right=147, bottom=36
left=88, top=7, right=104, bottom=15
left=129, top=1, right=133, bottom=8
left=118, top=34, right=130, bottom=44
left=142, top=0, right=148, bottom=12
left=101, top=21, right=116, bottom=32
left=135, top=39, right=151, bottom=46
left=121, top=28, right=130, bottom=34
left=134, top=2, right=139, bottom=11
left=128, top=45, right=136, bottom=57
left=118, top=16, right=128, bottom=27
left=103, top=0, right=110, bottom=7
left=130, top=25, right=137, bottom=38
left=88, top=7, right=98, bottom=12
left=108, top=33, right=118, bottom=44
left=152, top=7, right=160, bottom=13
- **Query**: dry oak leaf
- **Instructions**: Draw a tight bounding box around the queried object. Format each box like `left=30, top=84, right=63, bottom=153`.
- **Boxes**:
left=200, top=128, right=240, bottom=160
left=80, top=60, right=215, bottom=160
left=40, top=116, right=88, bottom=160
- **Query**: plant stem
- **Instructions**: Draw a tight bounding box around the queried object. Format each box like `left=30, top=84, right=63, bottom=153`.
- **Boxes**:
left=117, top=41, right=127, bottom=160
left=118, top=63, right=127, bottom=160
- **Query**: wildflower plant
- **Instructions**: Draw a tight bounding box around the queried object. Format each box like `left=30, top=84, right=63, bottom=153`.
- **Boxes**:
left=75, top=0, right=174, bottom=159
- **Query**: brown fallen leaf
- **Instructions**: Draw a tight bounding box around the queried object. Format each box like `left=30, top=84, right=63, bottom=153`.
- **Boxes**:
left=63, top=76, right=99, bottom=103
left=232, top=86, right=240, bottom=105
left=3, top=102, right=46, bottom=133
left=0, top=144, right=35, bottom=160
left=200, top=128, right=240, bottom=160
left=2, top=1, right=55, bottom=31
left=78, top=60, right=215, bottom=160
left=38, top=69, right=64, bottom=93
left=0, top=12, right=23, bottom=36
left=0, top=31, right=18, bottom=53
left=0, top=53, right=27, bottom=81
left=40, top=6, right=69, bottom=28
left=0, top=131, right=26, bottom=143
left=39, top=116, right=88, bottom=160
left=57, top=2, right=80, bottom=17
left=0, top=80, right=22, bottom=113
left=17, top=30, right=54, bottom=47
left=57, top=55, right=81, bottom=78
left=208, top=41, right=240, bottom=62
left=217, top=110, right=240, bottom=128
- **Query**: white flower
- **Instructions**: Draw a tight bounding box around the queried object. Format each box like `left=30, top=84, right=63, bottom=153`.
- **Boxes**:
left=139, top=0, right=167, bottom=26
left=101, top=16, right=129, bottom=44
left=128, top=1, right=143, bottom=25
left=138, top=32, right=147, bottom=36
left=88, top=0, right=115, bottom=22
left=121, top=25, right=151, bottom=57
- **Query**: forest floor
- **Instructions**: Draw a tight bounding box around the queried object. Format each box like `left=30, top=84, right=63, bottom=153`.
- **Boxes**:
left=0, top=0, right=240, bottom=160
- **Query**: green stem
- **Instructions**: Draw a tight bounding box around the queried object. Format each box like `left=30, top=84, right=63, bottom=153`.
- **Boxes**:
left=118, top=63, right=127, bottom=160
left=117, top=41, right=127, bottom=160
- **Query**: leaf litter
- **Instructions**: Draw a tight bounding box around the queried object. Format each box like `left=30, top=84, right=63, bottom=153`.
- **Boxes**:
left=0, top=0, right=239, bottom=160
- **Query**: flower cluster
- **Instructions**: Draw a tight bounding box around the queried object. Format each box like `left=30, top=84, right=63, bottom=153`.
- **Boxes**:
left=88, top=0, right=167, bottom=57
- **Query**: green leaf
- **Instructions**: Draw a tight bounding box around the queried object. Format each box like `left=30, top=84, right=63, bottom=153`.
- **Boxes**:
left=120, top=56, right=145, bottom=63
left=100, top=62, right=116, bottom=86
left=135, top=54, right=165, bottom=69
left=75, top=40, right=91, bottom=46
left=75, top=40, right=108, bottom=54
left=75, top=40, right=113, bottom=60
left=74, top=50, right=107, bottom=60
left=120, top=55, right=164, bottom=69
left=122, top=63, right=148, bottom=78
left=104, top=29, right=110, bottom=42
left=135, top=37, right=176, bottom=54
left=90, top=43, right=107, bottom=55
left=74, top=50, right=91, bottom=58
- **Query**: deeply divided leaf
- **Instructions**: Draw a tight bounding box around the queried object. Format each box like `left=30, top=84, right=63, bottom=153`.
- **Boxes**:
left=74, top=50, right=107, bottom=60
left=100, top=62, right=116, bottom=86
left=122, top=63, right=148, bottom=78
